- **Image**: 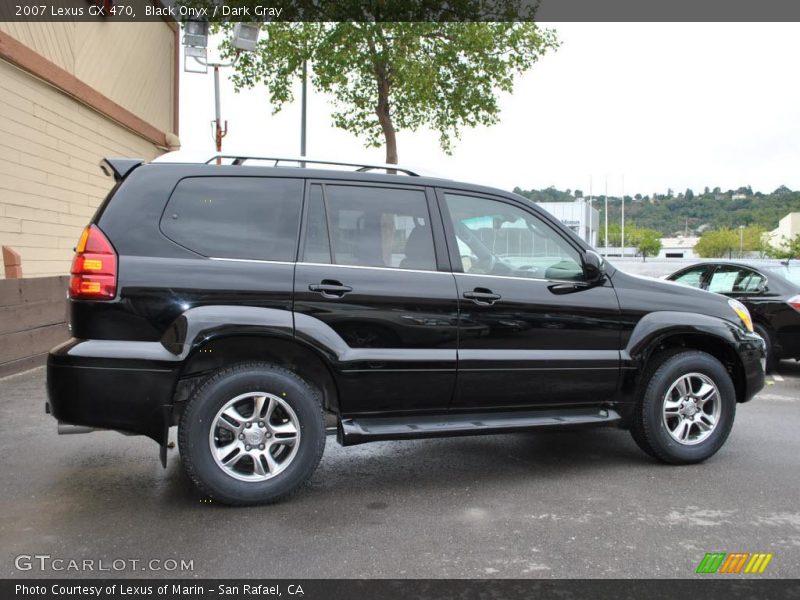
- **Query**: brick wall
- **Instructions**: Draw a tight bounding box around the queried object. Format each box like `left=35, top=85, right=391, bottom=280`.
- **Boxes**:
left=0, top=58, right=164, bottom=278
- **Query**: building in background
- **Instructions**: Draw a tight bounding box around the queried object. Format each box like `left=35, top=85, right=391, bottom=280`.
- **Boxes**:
left=658, top=236, right=699, bottom=259
left=0, top=18, right=180, bottom=279
left=536, top=200, right=599, bottom=246
left=767, top=212, right=800, bottom=251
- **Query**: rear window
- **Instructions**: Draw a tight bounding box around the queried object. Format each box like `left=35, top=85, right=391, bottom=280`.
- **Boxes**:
left=767, top=265, right=800, bottom=286
left=160, top=177, right=302, bottom=261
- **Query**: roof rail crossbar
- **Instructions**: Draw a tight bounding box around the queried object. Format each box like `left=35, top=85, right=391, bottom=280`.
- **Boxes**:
left=204, top=154, right=419, bottom=176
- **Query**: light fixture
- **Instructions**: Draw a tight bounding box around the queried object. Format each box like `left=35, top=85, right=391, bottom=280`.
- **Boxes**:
left=231, top=23, right=261, bottom=52
left=183, top=20, right=209, bottom=48
left=182, top=20, right=210, bottom=73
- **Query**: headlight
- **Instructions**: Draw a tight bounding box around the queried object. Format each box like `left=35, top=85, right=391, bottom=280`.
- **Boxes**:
left=728, top=299, right=753, bottom=332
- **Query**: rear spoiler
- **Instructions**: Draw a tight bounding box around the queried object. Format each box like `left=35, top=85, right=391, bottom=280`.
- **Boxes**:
left=99, top=158, right=143, bottom=182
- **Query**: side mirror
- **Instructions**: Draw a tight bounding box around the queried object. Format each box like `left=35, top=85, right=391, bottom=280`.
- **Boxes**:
left=582, top=250, right=606, bottom=284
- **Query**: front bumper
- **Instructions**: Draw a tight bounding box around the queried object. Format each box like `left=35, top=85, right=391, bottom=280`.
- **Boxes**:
left=736, top=330, right=766, bottom=403
left=47, top=338, right=179, bottom=444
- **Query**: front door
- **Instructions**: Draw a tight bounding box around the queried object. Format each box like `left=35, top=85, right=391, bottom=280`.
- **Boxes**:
left=438, top=190, right=621, bottom=410
left=293, top=182, right=459, bottom=414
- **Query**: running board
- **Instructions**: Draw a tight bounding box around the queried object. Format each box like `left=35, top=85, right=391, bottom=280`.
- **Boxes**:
left=337, top=407, right=620, bottom=447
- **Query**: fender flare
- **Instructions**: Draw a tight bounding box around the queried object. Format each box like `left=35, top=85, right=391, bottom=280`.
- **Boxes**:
left=623, top=311, right=743, bottom=368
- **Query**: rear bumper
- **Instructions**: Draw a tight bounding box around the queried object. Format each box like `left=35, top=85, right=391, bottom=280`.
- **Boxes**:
left=736, top=330, right=766, bottom=403
left=47, top=338, right=179, bottom=444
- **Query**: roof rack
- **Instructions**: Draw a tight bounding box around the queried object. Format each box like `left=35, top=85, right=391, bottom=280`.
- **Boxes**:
left=205, top=154, right=419, bottom=176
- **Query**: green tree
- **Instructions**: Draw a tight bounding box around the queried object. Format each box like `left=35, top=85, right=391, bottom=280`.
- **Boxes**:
left=742, top=224, right=768, bottom=257
left=627, top=226, right=662, bottom=259
left=598, top=223, right=622, bottom=246
left=695, top=228, right=739, bottom=258
left=223, top=20, right=558, bottom=164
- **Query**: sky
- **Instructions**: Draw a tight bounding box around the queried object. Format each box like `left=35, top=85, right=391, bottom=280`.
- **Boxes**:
left=178, top=22, right=800, bottom=197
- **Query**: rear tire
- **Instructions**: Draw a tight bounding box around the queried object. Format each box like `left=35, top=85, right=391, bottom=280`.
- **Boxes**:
left=178, top=363, right=325, bottom=506
left=630, top=351, right=736, bottom=464
left=754, top=323, right=777, bottom=374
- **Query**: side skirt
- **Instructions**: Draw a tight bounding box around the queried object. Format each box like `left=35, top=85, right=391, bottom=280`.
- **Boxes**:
left=337, top=407, right=621, bottom=447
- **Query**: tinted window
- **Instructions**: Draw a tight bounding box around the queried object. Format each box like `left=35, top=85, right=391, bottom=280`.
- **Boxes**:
left=708, top=266, right=765, bottom=294
left=161, top=177, right=302, bottom=260
left=671, top=266, right=709, bottom=288
left=444, top=193, right=583, bottom=281
left=321, top=185, right=436, bottom=271
left=303, top=185, right=332, bottom=264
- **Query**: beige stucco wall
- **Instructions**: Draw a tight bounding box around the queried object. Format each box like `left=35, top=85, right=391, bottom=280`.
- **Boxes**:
left=767, top=212, right=800, bottom=250
left=0, top=58, right=164, bottom=277
left=0, top=21, right=176, bottom=134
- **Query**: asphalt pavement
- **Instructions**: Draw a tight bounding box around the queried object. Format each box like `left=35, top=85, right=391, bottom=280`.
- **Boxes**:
left=1, top=363, right=798, bottom=579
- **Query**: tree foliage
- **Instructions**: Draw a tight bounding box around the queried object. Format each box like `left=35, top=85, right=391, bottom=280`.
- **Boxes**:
left=598, top=223, right=662, bottom=258
left=627, top=226, right=663, bottom=258
left=694, top=229, right=739, bottom=258
left=694, top=225, right=767, bottom=258
left=515, top=186, right=800, bottom=237
left=222, top=20, right=558, bottom=163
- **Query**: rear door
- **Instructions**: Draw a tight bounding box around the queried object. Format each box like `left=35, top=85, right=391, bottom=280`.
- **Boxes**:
left=438, top=190, right=621, bottom=410
left=707, top=264, right=767, bottom=297
left=293, top=181, right=459, bottom=414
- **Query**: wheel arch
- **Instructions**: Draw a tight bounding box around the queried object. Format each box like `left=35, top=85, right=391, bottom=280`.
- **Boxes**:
left=171, top=334, right=341, bottom=424
left=620, top=312, right=749, bottom=408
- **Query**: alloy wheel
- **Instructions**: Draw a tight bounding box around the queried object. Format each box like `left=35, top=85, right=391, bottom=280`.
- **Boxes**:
left=662, top=373, right=721, bottom=445
left=209, top=392, right=301, bottom=481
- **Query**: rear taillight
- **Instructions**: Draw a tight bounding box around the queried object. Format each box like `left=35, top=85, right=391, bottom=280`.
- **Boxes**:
left=69, top=225, right=117, bottom=300
left=788, top=295, right=800, bottom=313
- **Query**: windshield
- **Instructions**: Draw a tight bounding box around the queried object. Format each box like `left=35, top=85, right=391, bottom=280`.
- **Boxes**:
left=766, top=265, right=800, bottom=286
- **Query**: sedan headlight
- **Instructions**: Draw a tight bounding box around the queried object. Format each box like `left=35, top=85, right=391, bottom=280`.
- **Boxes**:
left=728, top=299, right=754, bottom=332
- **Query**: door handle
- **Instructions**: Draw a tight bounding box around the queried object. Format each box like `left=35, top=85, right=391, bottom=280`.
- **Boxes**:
left=309, top=280, right=353, bottom=298
left=463, top=288, right=501, bottom=306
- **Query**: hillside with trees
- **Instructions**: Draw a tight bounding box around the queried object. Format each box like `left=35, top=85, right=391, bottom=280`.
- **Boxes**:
left=513, top=185, right=800, bottom=237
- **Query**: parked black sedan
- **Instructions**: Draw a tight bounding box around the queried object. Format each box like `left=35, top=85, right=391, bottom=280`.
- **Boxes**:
left=667, top=260, right=800, bottom=371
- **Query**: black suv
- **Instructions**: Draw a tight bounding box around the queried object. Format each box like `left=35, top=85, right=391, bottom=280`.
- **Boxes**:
left=48, top=155, right=765, bottom=505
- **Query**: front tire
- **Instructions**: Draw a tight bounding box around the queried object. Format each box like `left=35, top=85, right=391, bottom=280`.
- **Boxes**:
left=178, top=363, right=325, bottom=506
left=630, top=351, right=736, bottom=464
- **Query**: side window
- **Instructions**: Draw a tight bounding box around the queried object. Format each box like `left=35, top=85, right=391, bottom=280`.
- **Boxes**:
left=708, top=266, right=765, bottom=294
left=302, top=185, right=331, bottom=264
left=160, top=177, right=302, bottom=261
left=671, top=266, right=709, bottom=289
left=444, top=193, right=584, bottom=281
left=322, top=185, right=436, bottom=271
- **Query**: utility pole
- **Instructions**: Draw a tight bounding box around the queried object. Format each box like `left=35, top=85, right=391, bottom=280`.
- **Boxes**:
left=621, top=175, right=625, bottom=258
left=604, top=176, right=609, bottom=256
left=588, top=175, right=593, bottom=246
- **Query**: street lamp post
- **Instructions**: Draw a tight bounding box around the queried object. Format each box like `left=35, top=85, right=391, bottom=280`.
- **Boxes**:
left=300, top=59, right=307, bottom=167
left=739, top=225, right=745, bottom=257
left=181, top=22, right=261, bottom=163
